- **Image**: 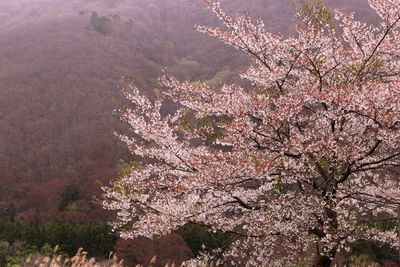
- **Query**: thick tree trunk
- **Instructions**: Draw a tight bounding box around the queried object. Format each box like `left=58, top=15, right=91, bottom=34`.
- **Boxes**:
left=314, top=255, right=332, bottom=267
left=314, top=251, right=346, bottom=267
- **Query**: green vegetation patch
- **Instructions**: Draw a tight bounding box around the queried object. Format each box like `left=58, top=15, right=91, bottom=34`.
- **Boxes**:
left=206, top=69, right=231, bottom=86
left=58, top=181, right=80, bottom=211
left=90, top=12, right=111, bottom=35
left=177, top=224, right=234, bottom=257
left=178, top=58, right=200, bottom=68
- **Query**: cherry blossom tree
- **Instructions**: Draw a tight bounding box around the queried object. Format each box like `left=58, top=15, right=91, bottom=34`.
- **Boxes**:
left=103, top=0, right=400, bottom=265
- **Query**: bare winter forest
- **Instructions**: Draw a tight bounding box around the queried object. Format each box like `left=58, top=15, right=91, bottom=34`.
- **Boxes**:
left=0, top=0, right=398, bottom=266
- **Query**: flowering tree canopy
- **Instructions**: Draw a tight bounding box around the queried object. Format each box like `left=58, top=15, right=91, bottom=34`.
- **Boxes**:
left=104, top=0, right=400, bottom=265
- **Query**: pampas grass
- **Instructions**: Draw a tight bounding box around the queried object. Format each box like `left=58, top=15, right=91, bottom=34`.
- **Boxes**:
left=23, top=247, right=220, bottom=267
left=24, top=247, right=124, bottom=267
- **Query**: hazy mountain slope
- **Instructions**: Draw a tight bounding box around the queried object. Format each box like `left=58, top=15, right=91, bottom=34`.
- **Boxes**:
left=0, top=0, right=238, bottom=219
left=0, top=0, right=377, bottom=219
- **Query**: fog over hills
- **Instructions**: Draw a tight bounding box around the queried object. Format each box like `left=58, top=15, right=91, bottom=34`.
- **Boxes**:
left=0, top=0, right=377, bottom=225
left=0, top=0, right=383, bottom=265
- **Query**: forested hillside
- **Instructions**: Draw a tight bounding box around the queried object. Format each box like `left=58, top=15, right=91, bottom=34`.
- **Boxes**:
left=0, top=0, right=381, bottom=265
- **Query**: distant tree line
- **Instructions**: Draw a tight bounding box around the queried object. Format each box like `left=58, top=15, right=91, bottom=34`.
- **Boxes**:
left=0, top=213, right=117, bottom=265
